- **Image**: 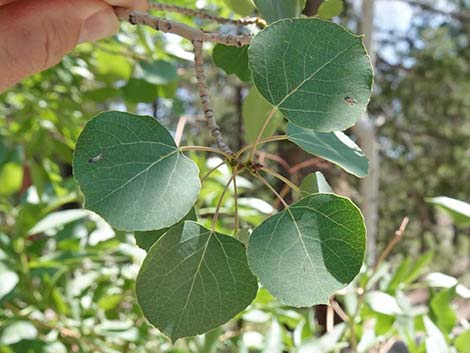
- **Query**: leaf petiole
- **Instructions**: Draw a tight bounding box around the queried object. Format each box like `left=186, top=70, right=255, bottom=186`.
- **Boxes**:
left=234, top=135, right=288, bottom=159
left=180, top=145, right=233, bottom=160
left=249, top=107, right=277, bottom=162
left=211, top=173, right=236, bottom=232
left=250, top=170, right=289, bottom=209
left=233, top=166, right=239, bottom=236
left=200, top=160, right=227, bottom=184
left=259, top=166, right=300, bottom=193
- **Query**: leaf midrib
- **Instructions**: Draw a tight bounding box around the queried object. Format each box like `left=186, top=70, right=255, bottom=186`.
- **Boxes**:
left=275, top=41, right=357, bottom=109
left=86, top=149, right=179, bottom=208
left=284, top=207, right=327, bottom=301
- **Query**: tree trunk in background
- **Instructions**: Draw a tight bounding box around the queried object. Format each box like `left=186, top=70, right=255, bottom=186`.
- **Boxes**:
left=353, top=0, right=379, bottom=265
left=303, top=0, right=323, bottom=16
left=235, top=85, right=244, bottom=150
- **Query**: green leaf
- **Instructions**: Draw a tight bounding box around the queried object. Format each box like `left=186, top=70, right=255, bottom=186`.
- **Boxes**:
left=28, top=209, right=90, bottom=235
left=424, top=273, right=470, bottom=298
left=223, top=0, right=255, bottom=16
left=120, top=78, right=159, bottom=103
left=423, top=316, right=450, bottom=353
left=0, top=321, right=37, bottom=345
left=430, top=287, right=457, bottom=334
left=386, top=257, right=411, bottom=293
left=95, top=48, right=132, bottom=80
left=318, top=0, right=344, bottom=19
left=134, top=208, right=197, bottom=251
left=295, top=323, right=347, bottom=353
left=213, top=45, right=251, bottom=82
left=402, top=251, right=433, bottom=285
left=44, top=342, right=67, bottom=353
left=98, top=294, right=122, bottom=311
left=455, top=331, right=470, bottom=353
left=242, top=86, right=282, bottom=143
left=366, top=291, right=402, bottom=316
left=288, top=123, right=369, bottom=177
left=94, top=321, right=138, bottom=342
left=83, top=86, right=119, bottom=102
left=136, top=221, right=258, bottom=341
left=426, top=196, right=470, bottom=226
left=247, top=193, right=366, bottom=307
left=299, top=171, right=333, bottom=198
left=253, top=0, right=307, bottom=23
left=0, top=262, right=19, bottom=300
left=137, top=60, right=178, bottom=85
left=263, top=319, right=282, bottom=353
left=158, top=81, right=178, bottom=99
left=73, top=111, right=201, bottom=231
left=249, top=18, right=373, bottom=132
left=0, top=162, right=23, bottom=196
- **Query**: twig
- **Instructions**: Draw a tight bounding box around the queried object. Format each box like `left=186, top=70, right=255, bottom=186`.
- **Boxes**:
left=218, top=327, right=252, bottom=342
left=3, top=303, right=108, bottom=353
left=200, top=160, right=226, bottom=184
left=150, top=2, right=266, bottom=28
left=273, top=183, right=291, bottom=210
left=252, top=171, right=289, bottom=209
left=174, top=116, right=187, bottom=146
left=116, top=9, right=252, bottom=46
left=212, top=174, right=236, bottom=232
left=288, top=157, right=328, bottom=175
left=234, top=135, right=288, bottom=158
left=326, top=305, right=334, bottom=333
left=193, top=40, right=233, bottom=155
left=249, top=107, right=277, bottom=162
left=260, top=166, right=300, bottom=193
left=373, top=217, right=409, bottom=274
left=257, top=151, right=291, bottom=172
left=378, top=337, right=398, bottom=353
left=330, top=298, right=349, bottom=323
left=348, top=217, right=409, bottom=353
left=180, top=145, right=232, bottom=159
left=233, top=166, right=239, bottom=235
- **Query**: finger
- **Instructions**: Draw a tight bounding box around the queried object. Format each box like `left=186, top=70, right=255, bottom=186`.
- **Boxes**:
left=105, top=0, right=149, bottom=11
left=0, top=0, right=119, bottom=92
left=0, top=0, right=17, bottom=5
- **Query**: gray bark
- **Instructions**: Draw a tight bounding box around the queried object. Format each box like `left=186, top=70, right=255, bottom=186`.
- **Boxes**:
left=353, top=0, right=379, bottom=265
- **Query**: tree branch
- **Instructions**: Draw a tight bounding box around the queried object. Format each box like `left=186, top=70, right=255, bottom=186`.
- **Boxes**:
left=193, top=40, right=233, bottom=155
left=115, top=9, right=252, bottom=46
left=378, top=0, right=470, bottom=22
left=115, top=8, right=245, bottom=155
left=302, top=0, right=323, bottom=16
left=372, top=217, right=409, bottom=273
left=150, top=2, right=266, bottom=28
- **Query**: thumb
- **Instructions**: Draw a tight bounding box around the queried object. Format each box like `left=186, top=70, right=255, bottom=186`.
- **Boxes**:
left=0, top=0, right=119, bottom=92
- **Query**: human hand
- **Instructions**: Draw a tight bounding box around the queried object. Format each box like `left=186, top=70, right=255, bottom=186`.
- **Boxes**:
left=0, top=0, right=149, bottom=92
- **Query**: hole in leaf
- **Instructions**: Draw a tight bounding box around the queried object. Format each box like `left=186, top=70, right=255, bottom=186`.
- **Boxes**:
left=88, top=153, right=104, bottom=164
left=344, top=96, right=357, bottom=106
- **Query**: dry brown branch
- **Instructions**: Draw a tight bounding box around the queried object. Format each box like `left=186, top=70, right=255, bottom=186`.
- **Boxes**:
left=288, top=157, right=328, bottom=175
left=373, top=217, right=409, bottom=273
left=326, top=304, right=334, bottom=332
left=115, top=9, right=252, bottom=46
left=174, top=116, right=187, bottom=146
left=150, top=2, right=266, bottom=28
left=257, top=151, right=291, bottom=171
left=330, top=298, right=349, bottom=323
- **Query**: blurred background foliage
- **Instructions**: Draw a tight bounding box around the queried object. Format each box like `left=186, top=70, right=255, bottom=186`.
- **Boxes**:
left=0, top=0, right=469, bottom=352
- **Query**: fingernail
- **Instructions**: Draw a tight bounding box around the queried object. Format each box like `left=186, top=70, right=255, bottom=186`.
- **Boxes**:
left=78, top=9, right=119, bottom=44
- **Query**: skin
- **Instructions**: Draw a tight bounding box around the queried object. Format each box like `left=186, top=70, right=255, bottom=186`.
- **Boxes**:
left=0, top=0, right=149, bottom=92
